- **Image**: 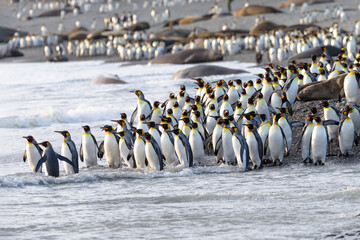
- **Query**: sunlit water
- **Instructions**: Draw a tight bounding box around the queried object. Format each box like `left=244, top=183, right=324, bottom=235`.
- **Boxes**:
left=0, top=61, right=359, bottom=239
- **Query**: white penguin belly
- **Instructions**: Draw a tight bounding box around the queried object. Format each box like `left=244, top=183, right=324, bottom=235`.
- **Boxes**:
left=61, top=141, right=75, bottom=174
left=301, top=124, right=314, bottom=161
left=279, top=118, right=292, bottom=153
left=311, top=125, right=327, bottom=164
left=174, top=138, right=188, bottom=167
left=27, top=144, right=42, bottom=172
left=344, top=77, right=359, bottom=104
left=119, top=139, right=133, bottom=168
left=339, top=120, right=354, bottom=155
left=134, top=139, right=146, bottom=168
left=145, top=143, right=160, bottom=171
left=246, top=133, right=261, bottom=168
left=269, top=125, right=284, bottom=163
left=104, top=134, right=120, bottom=168
left=82, top=135, right=97, bottom=167
left=161, top=134, right=177, bottom=165
left=189, top=133, right=204, bottom=164
left=232, top=136, right=243, bottom=169
left=222, top=131, right=235, bottom=164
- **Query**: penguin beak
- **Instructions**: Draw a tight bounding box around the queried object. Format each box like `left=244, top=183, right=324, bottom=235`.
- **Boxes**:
left=130, top=129, right=137, bottom=133
left=22, top=136, right=28, bottom=139
left=38, top=142, right=46, bottom=146
left=111, top=120, right=120, bottom=123
left=54, top=131, right=66, bottom=137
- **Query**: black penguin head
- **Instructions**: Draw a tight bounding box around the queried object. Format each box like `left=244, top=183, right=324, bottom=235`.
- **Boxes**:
left=221, top=118, right=231, bottom=126
left=101, top=125, right=113, bottom=132
left=189, top=122, right=198, bottom=129
left=179, top=91, right=185, bottom=97
left=246, top=80, right=253, bottom=87
left=133, top=129, right=144, bottom=135
left=276, top=107, right=287, bottom=114
left=180, top=117, right=190, bottom=124
left=274, top=113, right=282, bottom=122
left=190, top=105, right=198, bottom=111
left=306, top=116, right=313, bottom=122
left=140, top=114, right=146, bottom=121
left=235, top=79, right=242, bottom=85
left=281, top=92, right=288, bottom=104
left=193, top=111, right=201, bottom=118
left=223, top=94, right=229, bottom=101
left=146, top=121, right=156, bottom=128
left=257, top=92, right=263, bottom=99
left=82, top=125, right=90, bottom=132
left=39, top=141, right=50, bottom=147
left=55, top=130, right=70, bottom=138
left=144, top=132, right=152, bottom=140
left=171, top=129, right=182, bottom=135
left=258, top=114, right=267, bottom=122
left=241, top=89, right=247, bottom=96
left=298, top=74, right=304, bottom=80
left=235, top=101, right=242, bottom=108
left=169, top=93, right=175, bottom=99
left=223, top=110, right=230, bottom=117
left=153, top=101, right=161, bottom=108
left=229, top=127, right=238, bottom=134
left=116, top=131, right=127, bottom=137
left=320, top=101, right=329, bottom=108
left=185, top=97, right=191, bottom=103
left=180, top=85, right=186, bottom=91
left=167, top=109, right=173, bottom=115
left=195, top=95, right=201, bottom=103
left=131, top=90, right=143, bottom=97
left=23, top=135, right=34, bottom=142
left=244, top=123, right=255, bottom=131
left=173, top=101, right=179, bottom=108
left=344, top=105, right=353, bottom=115
left=120, top=113, right=127, bottom=120
left=182, top=110, right=189, bottom=116
left=313, top=116, right=322, bottom=123
left=311, top=55, right=316, bottom=62
left=228, top=80, right=234, bottom=86
left=256, top=78, right=262, bottom=84
left=209, top=104, right=215, bottom=111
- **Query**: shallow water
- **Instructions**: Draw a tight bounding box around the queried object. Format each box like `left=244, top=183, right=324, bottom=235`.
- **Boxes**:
left=0, top=61, right=359, bottom=239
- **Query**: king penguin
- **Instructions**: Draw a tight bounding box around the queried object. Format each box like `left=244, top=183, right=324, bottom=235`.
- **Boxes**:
left=244, top=123, right=263, bottom=169
left=189, top=122, right=205, bottom=165
left=310, top=117, right=328, bottom=165
left=35, top=141, right=75, bottom=177
left=80, top=125, right=98, bottom=167
left=338, top=109, right=355, bottom=156
left=116, top=131, right=136, bottom=168
left=230, top=127, right=251, bottom=171
left=144, top=132, right=164, bottom=171
left=268, top=114, right=288, bottom=166
left=171, top=129, right=193, bottom=167
left=130, top=90, right=152, bottom=125
left=98, top=125, right=121, bottom=168
left=55, top=130, right=79, bottom=174
left=23, top=135, right=43, bottom=173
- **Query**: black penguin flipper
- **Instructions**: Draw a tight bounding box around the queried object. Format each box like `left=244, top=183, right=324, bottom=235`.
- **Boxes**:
left=179, top=133, right=193, bottom=167
left=91, top=133, right=98, bottom=148
left=298, top=124, right=309, bottom=150
left=98, top=141, right=105, bottom=159
left=253, top=131, right=263, bottom=163
left=35, top=155, right=47, bottom=173
left=56, top=153, right=75, bottom=168
left=167, top=131, right=175, bottom=146
left=127, top=147, right=134, bottom=161
left=79, top=143, right=84, bottom=162
left=214, top=136, right=222, bottom=155
left=330, top=105, right=341, bottom=118
left=278, top=125, right=289, bottom=155
left=323, top=120, right=340, bottom=126
left=161, top=99, right=169, bottom=109
left=23, top=150, right=27, bottom=162
left=130, top=106, right=138, bottom=126
left=68, top=141, right=79, bottom=173
left=268, top=105, right=276, bottom=115
left=337, top=119, right=345, bottom=136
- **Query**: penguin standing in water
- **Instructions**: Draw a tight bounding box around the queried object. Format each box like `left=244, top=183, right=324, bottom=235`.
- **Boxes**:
left=130, top=90, right=152, bottom=125
left=299, top=116, right=315, bottom=163
left=243, top=123, right=263, bottom=169
left=23, top=136, right=43, bottom=172
left=230, top=127, right=251, bottom=171
left=144, top=132, right=164, bottom=171
left=171, top=129, right=193, bottom=167
left=310, top=117, right=328, bottom=165
left=189, top=122, right=205, bottom=165
left=98, top=125, right=121, bottom=168
left=80, top=125, right=98, bottom=167
left=55, top=130, right=79, bottom=174
left=268, top=114, right=288, bottom=166
left=35, top=141, right=75, bottom=177
left=130, top=129, right=147, bottom=169
left=116, top=131, right=136, bottom=168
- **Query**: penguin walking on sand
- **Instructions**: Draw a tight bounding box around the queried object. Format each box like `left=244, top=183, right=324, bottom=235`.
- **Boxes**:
left=35, top=141, right=75, bottom=177
left=80, top=125, right=98, bottom=167
left=55, top=130, right=79, bottom=174
left=171, top=129, right=193, bottom=167
left=23, top=136, right=43, bottom=173
left=144, top=133, right=164, bottom=171
left=98, top=125, right=121, bottom=168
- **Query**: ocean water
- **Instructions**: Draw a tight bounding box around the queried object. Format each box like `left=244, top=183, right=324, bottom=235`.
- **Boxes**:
left=0, top=61, right=359, bottom=239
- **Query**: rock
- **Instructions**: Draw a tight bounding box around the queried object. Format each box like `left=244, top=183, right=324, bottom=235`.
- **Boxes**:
left=90, top=74, right=127, bottom=84
left=233, top=5, right=282, bottom=17
left=172, top=65, right=248, bottom=80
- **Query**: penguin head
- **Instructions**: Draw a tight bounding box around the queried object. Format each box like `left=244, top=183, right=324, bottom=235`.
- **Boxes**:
left=247, top=97, right=255, bottom=105
left=23, top=135, right=34, bottom=143
left=185, top=97, right=191, bottom=103
left=120, top=113, right=127, bottom=120
left=190, top=105, right=198, bottom=111
left=143, top=132, right=152, bottom=140
left=228, top=80, right=233, bottom=86
left=101, top=125, right=113, bottom=132
left=235, top=79, right=242, bottom=86
left=298, top=74, right=304, bottom=80
left=243, top=123, right=255, bottom=131
left=192, top=78, right=204, bottom=87
left=55, top=130, right=70, bottom=138
left=39, top=141, right=50, bottom=147
left=273, top=77, right=278, bottom=83
left=311, top=55, right=316, bottom=62
left=220, top=118, right=231, bottom=126
left=258, top=114, right=267, bottom=122
left=131, top=90, right=143, bottom=98
left=320, top=101, right=329, bottom=108
left=133, top=129, right=144, bottom=136
left=116, top=131, right=127, bottom=137
left=146, top=121, right=156, bottom=128
left=82, top=125, right=91, bottom=132
left=167, top=109, right=173, bottom=116
left=182, top=110, right=189, bottom=117
left=153, top=101, right=161, bottom=108
left=273, top=113, right=282, bottom=123
left=241, top=89, right=247, bottom=96
left=189, top=122, right=198, bottom=129
left=193, top=111, right=201, bottom=118
left=209, top=104, right=215, bottom=111
left=229, top=127, right=238, bottom=134
left=179, top=117, right=190, bottom=124
left=170, top=129, right=182, bottom=135
left=276, top=107, right=287, bottom=114
left=256, top=78, right=262, bottom=85
left=246, top=80, right=253, bottom=87
left=223, top=94, right=229, bottom=101
left=169, top=93, right=175, bottom=99
left=257, top=92, right=263, bottom=99
left=194, top=95, right=201, bottom=103
left=140, top=114, right=146, bottom=121
left=340, top=48, right=345, bottom=54
left=179, top=91, right=185, bottom=97
left=313, top=116, right=322, bottom=124
left=307, top=107, right=318, bottom=115
left=344, top=105, right=353, bottom=115
left=173, top=102, right=179, bottom=108
left=223, top=110, right=230, bottom=117
left=180, top=85, right=186, bottom=91
left=281, top=92, right=288, bottom=104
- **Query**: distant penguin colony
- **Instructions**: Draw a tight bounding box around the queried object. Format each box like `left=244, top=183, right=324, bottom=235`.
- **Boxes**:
left=23, top=47, right=360, bottom=176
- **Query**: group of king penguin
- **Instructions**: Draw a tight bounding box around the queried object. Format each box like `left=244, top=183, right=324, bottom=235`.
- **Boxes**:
left=23, top=48, right=360, bottom=177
